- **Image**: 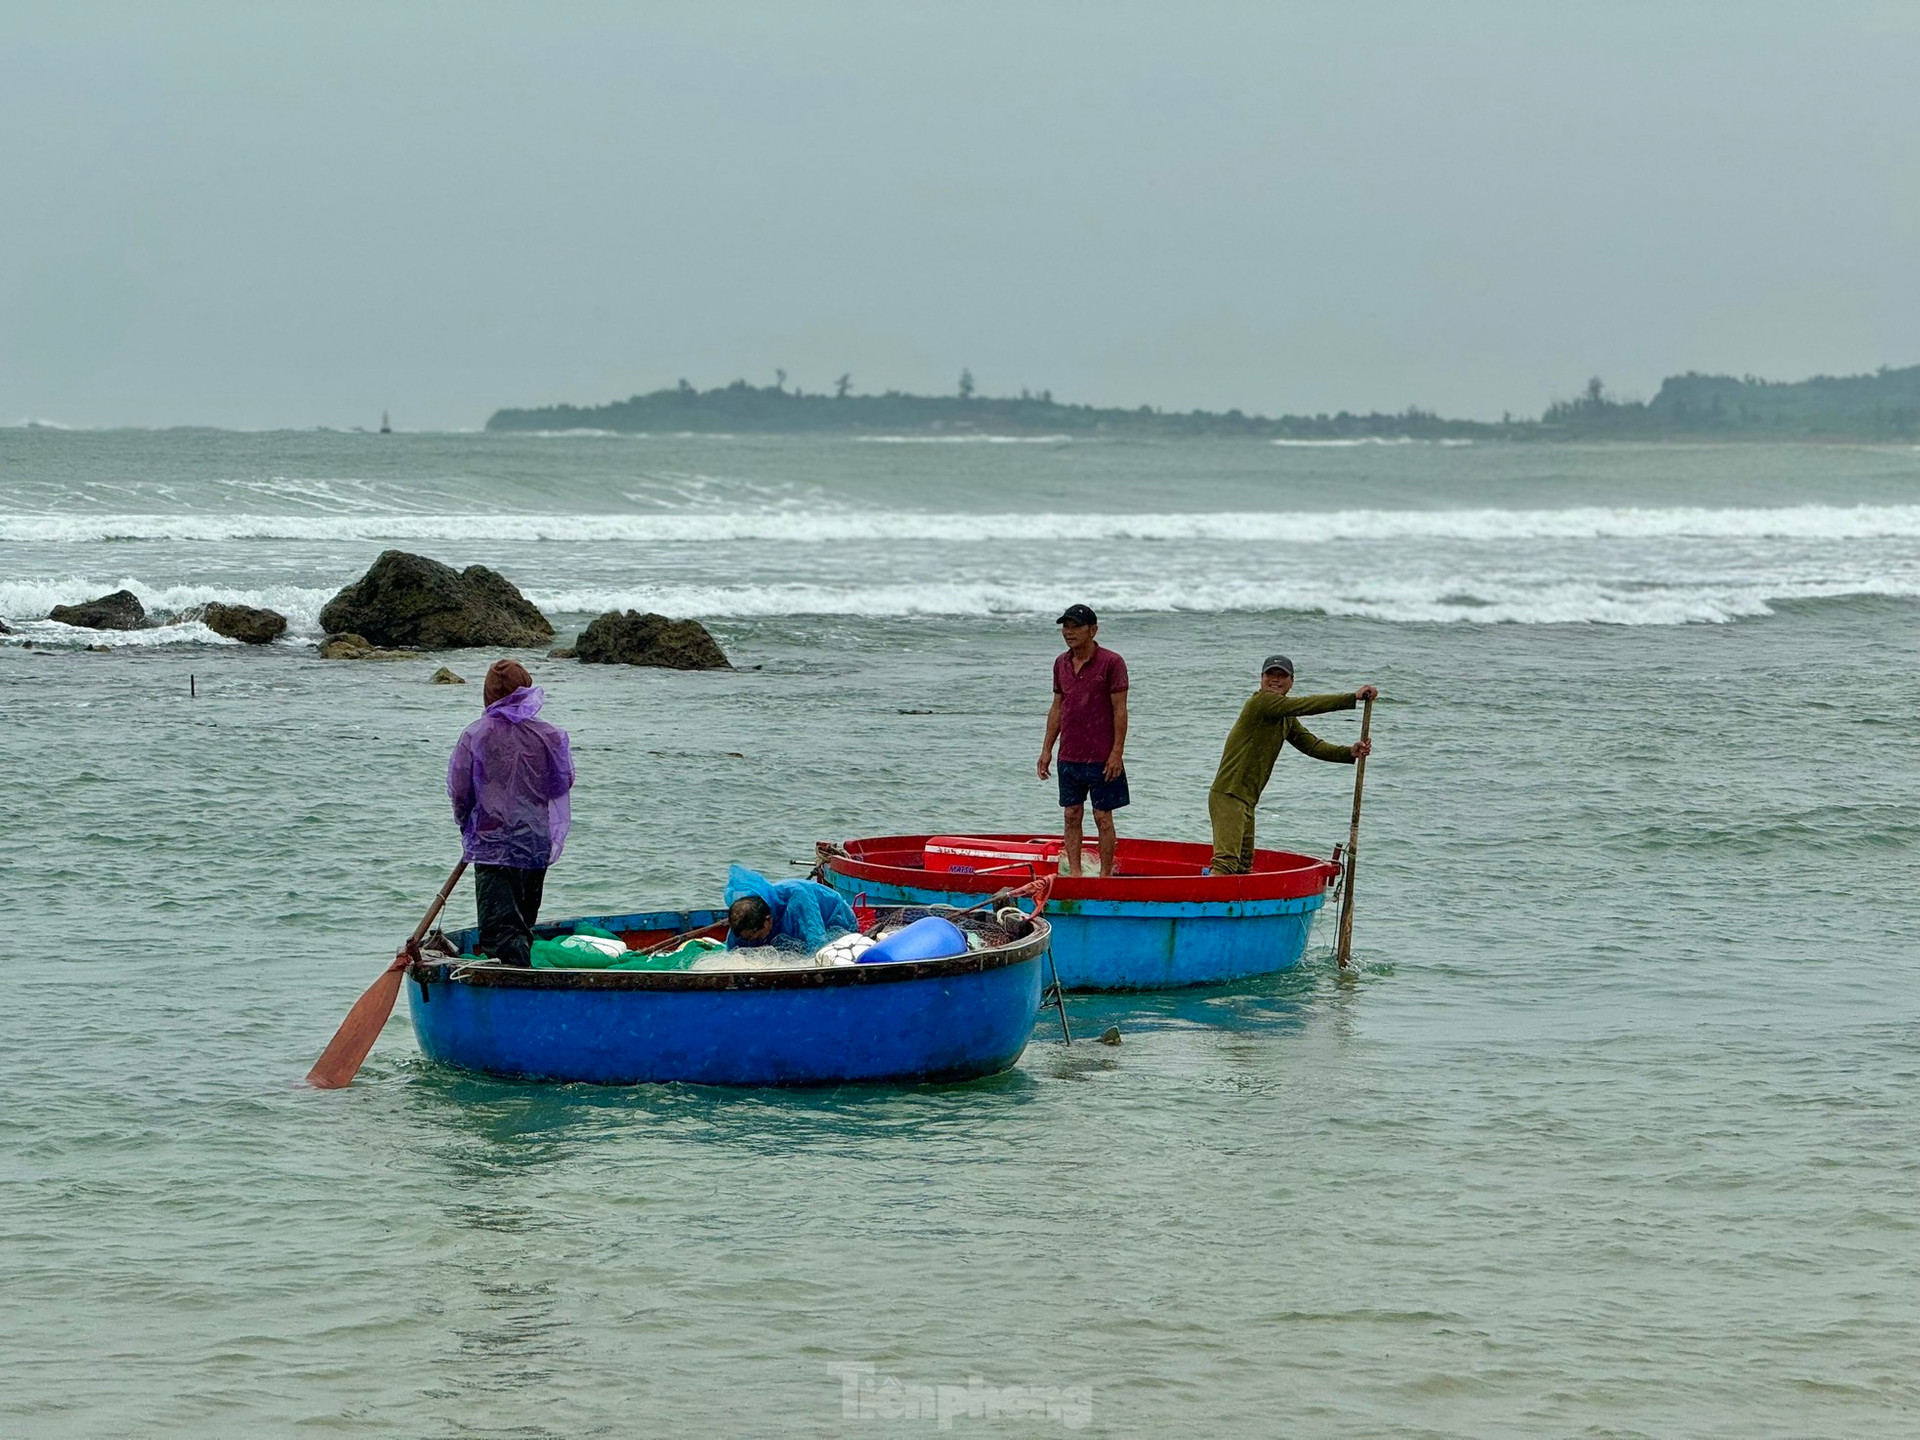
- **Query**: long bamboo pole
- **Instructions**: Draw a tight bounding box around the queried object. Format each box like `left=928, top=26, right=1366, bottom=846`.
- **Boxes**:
left=1334, top=697, right=1374, bottom=970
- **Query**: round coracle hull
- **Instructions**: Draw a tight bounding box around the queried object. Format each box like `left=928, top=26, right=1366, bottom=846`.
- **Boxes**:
left=407, top=907, right=1046, bottom=1086
left=822, top=835, right=1340, bottom=991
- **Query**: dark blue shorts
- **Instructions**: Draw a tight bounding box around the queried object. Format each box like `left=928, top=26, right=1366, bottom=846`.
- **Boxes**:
left=1057, top=760, right=1130, bottom=812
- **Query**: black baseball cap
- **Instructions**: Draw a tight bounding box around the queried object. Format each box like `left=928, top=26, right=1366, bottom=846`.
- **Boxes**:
left=1261, top=654, right=1294, bottom=676
left=1056, top=604, right=1098, bottom=626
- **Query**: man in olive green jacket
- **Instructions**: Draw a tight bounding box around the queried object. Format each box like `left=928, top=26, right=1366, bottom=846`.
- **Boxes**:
left=1208, top=655, right=1377, bottom=874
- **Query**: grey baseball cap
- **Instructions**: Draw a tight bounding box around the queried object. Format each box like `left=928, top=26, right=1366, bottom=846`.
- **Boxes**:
left=1260, top=654, right=1294, bottom=676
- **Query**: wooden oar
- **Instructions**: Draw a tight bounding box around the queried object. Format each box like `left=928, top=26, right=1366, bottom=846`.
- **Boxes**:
left=307, top=861, right=468, bottom=1089
left=1334, top=696, right=1374, bottom=970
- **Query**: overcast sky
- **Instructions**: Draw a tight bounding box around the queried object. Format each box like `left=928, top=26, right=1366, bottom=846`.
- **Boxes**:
left=5, top=2, right=1918, bottom=429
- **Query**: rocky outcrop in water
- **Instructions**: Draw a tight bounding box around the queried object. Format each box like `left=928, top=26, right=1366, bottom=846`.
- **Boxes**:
left=574, top=611, right=730, bottom=670
left=429, top=666, right=466, bottom=684
left=49, top=590, right=146, bottom=630
left=201, top=602, right=287, bottom=645
left=0, top=617, right=13, bottom=634
left=318, top=550, right=553, bottom=650
left=318, top=633, right=424, bottom=661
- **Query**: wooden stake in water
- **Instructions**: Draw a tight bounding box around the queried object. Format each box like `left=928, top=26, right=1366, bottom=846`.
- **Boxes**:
left=1334, top=696, right=1374, bottom=970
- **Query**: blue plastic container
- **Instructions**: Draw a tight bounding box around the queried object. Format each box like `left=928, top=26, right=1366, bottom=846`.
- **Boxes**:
left=858, top=915, right=968, bottom=965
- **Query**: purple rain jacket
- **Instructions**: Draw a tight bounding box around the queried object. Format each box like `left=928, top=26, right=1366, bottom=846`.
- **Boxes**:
left=447, top=686, right=575, bottom=869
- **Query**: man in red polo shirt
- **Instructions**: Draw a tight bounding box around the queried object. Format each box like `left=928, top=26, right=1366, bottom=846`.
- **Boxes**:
left=1037, top=603, right=1130, bottom=878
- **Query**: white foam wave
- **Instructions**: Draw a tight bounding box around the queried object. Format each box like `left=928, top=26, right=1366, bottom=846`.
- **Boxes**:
left=0, top=618, right=244, bottom=649
left=501, top=429, right=737, bottom=440
left=1272, top=436, right=1476, bottom=447
left=0, top=578, right=335, bottom=634
left=520, top=576, right=1920, bottom=626
left=6, top=503, right=1920, bottom=547
left=854, top=434, right=1073, bottom=444
left=1274, top=436, right=1411, bottom=447
left=5, top=571, right=1914, bottom=632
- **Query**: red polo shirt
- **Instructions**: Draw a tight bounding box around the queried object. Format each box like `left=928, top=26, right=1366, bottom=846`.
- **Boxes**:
left=1053, top=645, right=1129, bottom=764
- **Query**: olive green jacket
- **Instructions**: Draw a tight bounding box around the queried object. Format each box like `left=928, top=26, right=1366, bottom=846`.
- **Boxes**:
left=1209, top=691, right=1357, bottom=804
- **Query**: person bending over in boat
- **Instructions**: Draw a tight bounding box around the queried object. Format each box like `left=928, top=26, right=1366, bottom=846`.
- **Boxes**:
left=1037, top=603, right=1130, bottom=878
left=723, top=864, right=858, bottom=952
left=447, top=660, right=576, bottom=966
left=1207, top=655, right=1376, bottom=876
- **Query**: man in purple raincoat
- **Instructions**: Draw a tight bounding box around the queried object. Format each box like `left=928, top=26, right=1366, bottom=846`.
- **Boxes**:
left=447, top=659, right=576, bottom=966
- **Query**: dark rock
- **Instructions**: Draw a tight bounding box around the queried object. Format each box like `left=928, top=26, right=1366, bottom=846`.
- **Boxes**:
left=429, top=666, right=467, bottom=685
left=318, top=633, right=374, bottom=659
left=85, top=643, right=112, bottom=653
left=546, top=647, right=577, bottom=660
left=318, top=550, right=553, bottom=650
left=0, top=616, right=12, bottom=634
left=49, top=589, right=146, bottom=630
left=575, top=610, right=730, bottom=670
left=317, top=632, right=424, bottom=661
left=202, top=602, right=287, bottom=645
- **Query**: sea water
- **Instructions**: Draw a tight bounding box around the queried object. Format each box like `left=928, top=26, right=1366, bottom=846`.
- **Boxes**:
left=1, top=430, right=1915, bottom=1437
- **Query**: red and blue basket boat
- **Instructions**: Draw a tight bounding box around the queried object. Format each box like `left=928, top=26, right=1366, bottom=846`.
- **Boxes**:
left=818, top=834, right=1341, bottom=992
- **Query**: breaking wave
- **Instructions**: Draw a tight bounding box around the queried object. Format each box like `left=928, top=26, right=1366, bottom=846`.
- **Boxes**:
left=5, top=573, right=1916, bottom=633
left=6, top=503, right=1920, bottom=546
left=0, top=618, right=252, bottom=649
left=517, top=577, right=1920, bottom=626
left=1272, top=436, right=1474, bottom=447
left=0, top=579, right=336, bottom=638
left=855, top=434, right=1073, bottom=444
left=498, top=429, right=738, bottom=439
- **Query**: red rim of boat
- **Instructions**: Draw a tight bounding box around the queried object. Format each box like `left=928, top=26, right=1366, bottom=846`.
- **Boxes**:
left=822, top=833, right=1340, bottom=904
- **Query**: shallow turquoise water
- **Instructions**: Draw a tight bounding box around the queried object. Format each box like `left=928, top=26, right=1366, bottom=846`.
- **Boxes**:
left=2, top=433, right=1916, bottom=1436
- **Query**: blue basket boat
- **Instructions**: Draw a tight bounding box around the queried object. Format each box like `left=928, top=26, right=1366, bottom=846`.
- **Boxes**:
left=820, top=834, right=1342, bottom=992
left=406, top=905, right=1049, bottom=1086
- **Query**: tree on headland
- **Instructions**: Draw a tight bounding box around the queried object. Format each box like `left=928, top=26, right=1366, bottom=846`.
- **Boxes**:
left=1544, top=374, right=1645, bottom=430
left=835, top=373, right=852, bottom=399
left=958, top=368, right=975, bottom=401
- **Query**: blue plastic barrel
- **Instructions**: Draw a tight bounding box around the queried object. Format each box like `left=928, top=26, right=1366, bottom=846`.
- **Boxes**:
left=859, top=916, right=968, bottom=965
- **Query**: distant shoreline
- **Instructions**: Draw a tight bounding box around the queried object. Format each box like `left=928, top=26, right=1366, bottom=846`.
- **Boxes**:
left=487, top=364, right=1920, bottom=443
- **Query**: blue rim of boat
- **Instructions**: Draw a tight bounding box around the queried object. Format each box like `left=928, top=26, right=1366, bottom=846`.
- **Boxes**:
left=411, top=911, right=1052, bottom=991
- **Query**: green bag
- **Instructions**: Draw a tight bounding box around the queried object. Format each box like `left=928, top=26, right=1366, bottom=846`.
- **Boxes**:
left=527, top=922, right=631, bottom=970
left=527, top=924, right=725, bottom=971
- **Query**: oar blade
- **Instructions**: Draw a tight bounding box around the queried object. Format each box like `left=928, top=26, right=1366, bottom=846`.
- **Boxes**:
left=306, top=958, right=408, bottom=1089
